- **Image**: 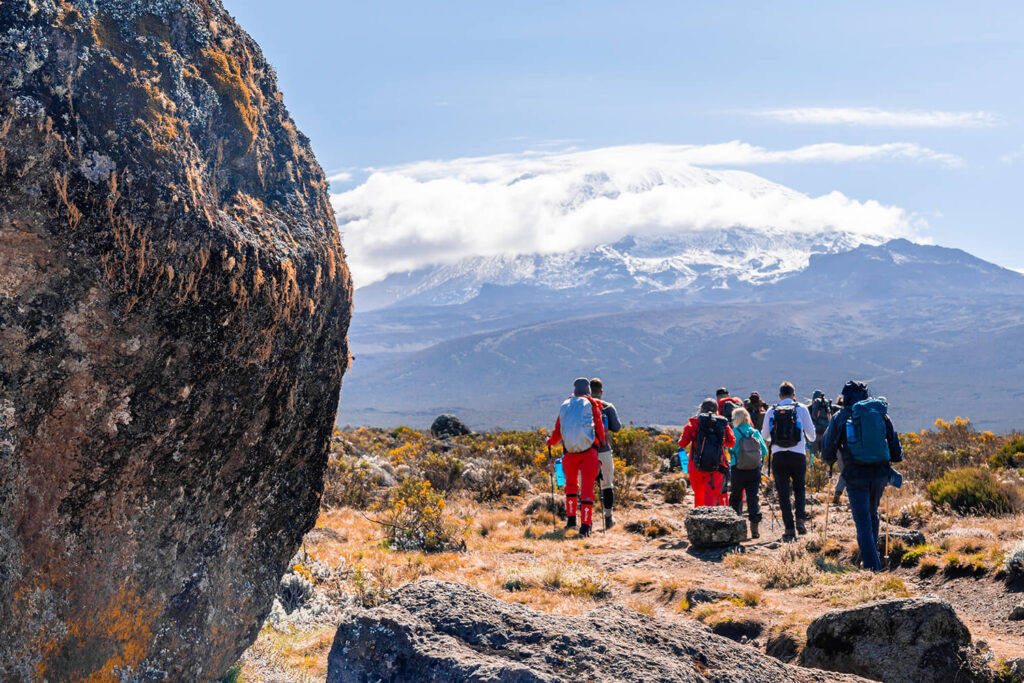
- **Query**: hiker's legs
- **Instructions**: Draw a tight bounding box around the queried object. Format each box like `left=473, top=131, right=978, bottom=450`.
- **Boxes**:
left=578, top=450, right=600, bottom=527
left=834, top=472, right=847, bottom=497
left=792, top=455, right=807, bottom=524
left=772, top=453, right=795, bottom=530
left=598, top=450, right=614, bottom=508
left=847, top=470, right=888, bottom=571
left=691, top=471, right=717, bottom=507
left=743, top=469, right=762, bottom=522
left=562, top=452, right=582, bottom=519
left=729, top=466, right=744, bottom=514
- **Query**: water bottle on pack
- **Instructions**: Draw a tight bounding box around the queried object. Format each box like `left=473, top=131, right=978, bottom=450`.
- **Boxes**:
left=555, top=458, right=566, bottom=487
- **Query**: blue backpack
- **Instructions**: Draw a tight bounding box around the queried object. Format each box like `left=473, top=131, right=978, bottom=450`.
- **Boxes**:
left=845, top=399, right=890, bottom=465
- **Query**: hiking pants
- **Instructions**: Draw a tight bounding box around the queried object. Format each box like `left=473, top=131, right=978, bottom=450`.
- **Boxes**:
left=689, top=469, right=723, bottom=507
left=810, top=428, right=825, bottom=457
left=597, top=449, right=614, bottom=490
left=834, top=472, right=848, bottom=497
left=771, top=450, right=806, bottom=530
left=846, top=466, right=889, bottom=571
left=563, top=448, right=600, bottom=526
left=729, top=467, right=762, bottom=522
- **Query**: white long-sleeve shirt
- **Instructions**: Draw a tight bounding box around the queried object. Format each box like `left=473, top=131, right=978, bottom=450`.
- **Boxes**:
left=761, top=398, right=816, bottom=455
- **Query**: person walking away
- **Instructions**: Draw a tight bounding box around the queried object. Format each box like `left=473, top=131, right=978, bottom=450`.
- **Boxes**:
left=744, top=392, right=767, bottom=431
left=678, top=399, right=736, bottom=507
left=590, top=377, right=622, bottom=529
left=831, top=395, right=847, bottom=505
left=808, top=390, right=832, bottom=460
left=728, top=407, right=768, bottom=538
left=546, top=378, right=607, bottom=537
left=716, top=387, right=744, bottom=421
left=761, top=382, right=816, bottom=541
left=822, top=381, right=903, bottom=571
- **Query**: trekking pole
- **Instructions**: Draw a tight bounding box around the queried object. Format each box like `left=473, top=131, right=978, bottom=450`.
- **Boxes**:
left=884, top=493, right=891, bottom=562
left=548, top=446, right=557, bottom=534
left=822, top=475, right=832, bottom=546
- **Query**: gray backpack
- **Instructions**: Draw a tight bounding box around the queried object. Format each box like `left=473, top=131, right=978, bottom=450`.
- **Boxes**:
left=735, top=433, right=763, bottom=470
left=558, top=396, right=597, bottom=453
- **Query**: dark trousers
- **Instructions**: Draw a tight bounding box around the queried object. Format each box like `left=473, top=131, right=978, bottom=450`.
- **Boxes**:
left=771, top=450, right=806, bottom=530
left=846, top=466, right=889, bottom=571
left=729, top=467, right=762, bottom=522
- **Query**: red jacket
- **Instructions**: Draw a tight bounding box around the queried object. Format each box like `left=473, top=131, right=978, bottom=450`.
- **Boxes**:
left=678, top=416, right=735, bottom=470
left=546, top=396, right=607, bottom=450
left=718, top=396, right=743, bottom=416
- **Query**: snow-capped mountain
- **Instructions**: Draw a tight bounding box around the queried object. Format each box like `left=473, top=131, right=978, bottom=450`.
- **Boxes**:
left=355, top=228, right=884, bottom=311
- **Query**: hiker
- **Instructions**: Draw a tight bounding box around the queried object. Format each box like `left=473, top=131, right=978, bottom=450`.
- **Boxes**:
left=831, top=395, right=847, bottom=505
left=716, top=387, right=744, bottom=421
left=808, top=390, right=833, bottom=459
left=728, top=407, right=768, bottom=538
left=590, top=377, right=622, bottom=529
left=546, top=378, right=607, bottom=537
left=822, top=381, right=903, bottom=571
left=678, top=398, right=735, bottom=507
left=744, top=392, right=767, bottom=431
left=761, top=381, right=816, bottom=541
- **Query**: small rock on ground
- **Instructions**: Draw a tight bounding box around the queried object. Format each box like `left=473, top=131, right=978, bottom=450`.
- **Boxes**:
left=685, top=506, right=748, bottom=548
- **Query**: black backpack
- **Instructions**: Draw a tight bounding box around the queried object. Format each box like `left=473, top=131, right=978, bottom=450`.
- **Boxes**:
left=810, top=397, right=832, bottom=431
left=770, top=404, right=801, bottom=448
left=694, top=412, right=727, bottom=473
left=720, top=398, right=739, bottom=421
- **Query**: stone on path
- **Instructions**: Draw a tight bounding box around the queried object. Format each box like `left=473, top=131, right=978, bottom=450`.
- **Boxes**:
left=685, top=506, right=748, bottom=548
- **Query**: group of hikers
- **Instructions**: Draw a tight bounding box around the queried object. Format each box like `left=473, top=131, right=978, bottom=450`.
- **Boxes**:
left=546, top=377, right=903, bottom=572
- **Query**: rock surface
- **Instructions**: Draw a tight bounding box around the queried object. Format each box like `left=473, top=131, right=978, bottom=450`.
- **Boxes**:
left=327, top=580, right=864, bottom=682
left=430, top=413, right=472, bottom=438
left=801, top=597, right=991, bottom=683
left=686, top=587, right=741, bottom=606
left=0, top=1, right=351, bottom=680
left=685, top=506, right=748, bottom=548
left=879, top=529, right=926, bottom=548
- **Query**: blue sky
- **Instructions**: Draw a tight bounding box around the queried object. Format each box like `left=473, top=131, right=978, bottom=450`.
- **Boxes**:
left=223, top=1, right=1024, bottom=279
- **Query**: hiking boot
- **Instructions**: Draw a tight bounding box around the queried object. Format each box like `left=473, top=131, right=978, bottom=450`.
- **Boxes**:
left=832, top=492, right=842, bottom=506
left=604, top=512, right=615, bottom=530
left=795, top=520, right=807, bottom=535
left=565, top=515, right=577, bottom=530
left=749, top=520, right=759, bottom=539
left=782, top=528, right=796, bottom=542
left=579, top=524, right=592, bottom=538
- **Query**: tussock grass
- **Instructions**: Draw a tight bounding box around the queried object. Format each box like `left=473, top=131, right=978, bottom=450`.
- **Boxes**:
left=502, top=560, right=612, bottom=600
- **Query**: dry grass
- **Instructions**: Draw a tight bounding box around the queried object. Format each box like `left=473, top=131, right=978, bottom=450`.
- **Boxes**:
left=502, top=560, right=612, bottom=600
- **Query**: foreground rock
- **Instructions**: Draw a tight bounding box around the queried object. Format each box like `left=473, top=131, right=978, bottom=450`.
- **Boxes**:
left=327, top=580, right=863, bottom=682
left=0, top=2, right=351, bottom=680
left=801, top=597, right=991, bottom=683
left=430, top=413, right=472, bottom=438
left=685, top=506, right=748, bottom=548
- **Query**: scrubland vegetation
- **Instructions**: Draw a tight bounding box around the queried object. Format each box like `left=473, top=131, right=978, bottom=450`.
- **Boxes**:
left=237, top=418, right=1024, bottom=681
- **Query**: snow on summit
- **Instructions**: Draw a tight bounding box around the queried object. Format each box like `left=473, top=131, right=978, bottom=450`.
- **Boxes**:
left=332, top=144, right=917, bottom=289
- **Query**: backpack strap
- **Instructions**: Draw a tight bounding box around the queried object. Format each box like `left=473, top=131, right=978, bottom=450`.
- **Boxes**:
left=585, top=396, right=605, bottom=448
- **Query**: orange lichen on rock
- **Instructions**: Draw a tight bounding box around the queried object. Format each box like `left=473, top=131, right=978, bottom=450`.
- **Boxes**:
left=199, top=48, right=258, bottom=154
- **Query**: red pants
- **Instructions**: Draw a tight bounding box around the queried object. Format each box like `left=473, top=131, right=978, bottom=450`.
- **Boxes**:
left=563, top=449, right=600, bottom=526
left=690, top=469, right=724, bottom=507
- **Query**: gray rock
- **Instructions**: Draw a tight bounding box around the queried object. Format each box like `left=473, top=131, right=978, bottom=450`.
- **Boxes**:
left=801, top=596, right=991, bottom=683
left=685, top=506, right=748, bottom=548
left=879, top=529, right=926, bottom=548
left=1004, top=658, right=1024, bottom=679
left=0, top=1, right=350, bottom=679
left=327, top=580, right=864, bottom=682
left=523, top=494, right=566, bottom=518
left=686, top=587, right=741, bottom=606
left=431, top=414, right=472, bottom=438
left=1009, top=605, right=1024, bottom=621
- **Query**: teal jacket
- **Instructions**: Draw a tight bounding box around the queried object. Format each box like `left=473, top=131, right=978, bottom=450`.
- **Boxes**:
left=727, top=423, right=768, bottom=467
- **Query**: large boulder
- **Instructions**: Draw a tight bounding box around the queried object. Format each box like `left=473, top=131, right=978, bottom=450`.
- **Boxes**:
left=430, top=413, right=471, bottom=438
left=327, top=580, right=864, bottom=682
left=685, top=506, right=748, bottom=548
left=801, top=597, right=991, bottom=683
left=0, top=2, right=351, bottom=680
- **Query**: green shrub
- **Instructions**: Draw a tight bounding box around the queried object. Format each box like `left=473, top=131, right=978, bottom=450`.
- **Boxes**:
left=420, top=451, right=464, bottom=492
left=663, top=479, right=687, bottom=504
left=900, top=544, right=940, bottom=567
left=475, top=461, right=528, bottom=502
left=988, top=437, right=1024, bottom=470
left=376, top=477, right=469, bottom=552
left=323, top=455, right=383, bottom=509
left=219, top=664, right=243, bottom=683
left=925, top=467, right=1018, bottom=515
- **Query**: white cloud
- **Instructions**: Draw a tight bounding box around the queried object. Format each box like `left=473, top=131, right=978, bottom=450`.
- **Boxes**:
left=758, top=107, right=997, bottom=128
left=1000, top=145, right=1024, bottom=164
left=326, top=170, right=354, bottom=183
left=334, top=144, right=926, bottom=287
